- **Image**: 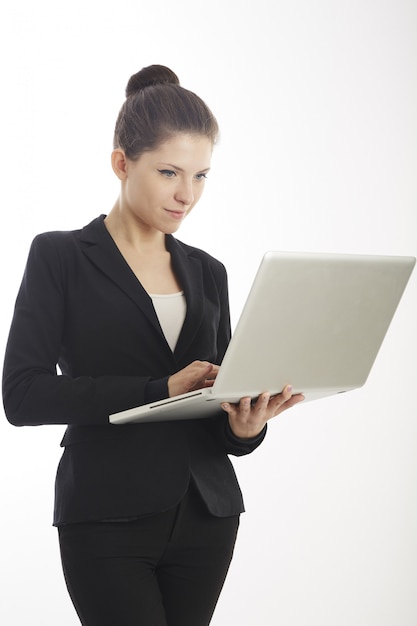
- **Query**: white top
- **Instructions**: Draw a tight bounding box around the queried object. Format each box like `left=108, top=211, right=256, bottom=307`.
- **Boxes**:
left=150, top=292, right=187, bottom=352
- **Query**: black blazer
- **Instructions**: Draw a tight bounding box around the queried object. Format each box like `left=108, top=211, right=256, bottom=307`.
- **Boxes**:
left=3, top=215, right=266, bottom=525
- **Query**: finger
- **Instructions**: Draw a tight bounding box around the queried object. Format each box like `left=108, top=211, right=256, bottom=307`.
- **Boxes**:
left=270, top=391, right=305, bottom=416
left=191, top=361, right=214, bottom=384
left=220, top=401, right=236, bottom=417
left=220, top=397, right=250, bottom=417
left=195, top=361, right=214, bottom=374
left=268, top=384, right=294, bottom=408
left=239, top=396, right=252, bottom=414
left=281, top=384, right=293, bottom=400
left=284, top=393, right=305, bottom=408
left=252, top=392, right=271, bottom=413
left=205, top=364, right=220, bottom=381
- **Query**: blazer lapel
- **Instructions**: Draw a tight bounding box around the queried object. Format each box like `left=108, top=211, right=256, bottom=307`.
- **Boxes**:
left=165, top=236, right=205, bottom=361
left=78, top=216, right=206, bottom=363
left=77, top=216, right=162, bottom=335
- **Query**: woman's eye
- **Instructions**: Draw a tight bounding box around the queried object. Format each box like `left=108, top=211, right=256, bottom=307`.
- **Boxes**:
left=158, top=169, right=176, bottom=178
left=195, top=173, right=208, bottom=181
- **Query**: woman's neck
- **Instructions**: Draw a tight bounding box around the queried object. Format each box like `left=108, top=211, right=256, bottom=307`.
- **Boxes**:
left=104, top=201, right=167, bottom=253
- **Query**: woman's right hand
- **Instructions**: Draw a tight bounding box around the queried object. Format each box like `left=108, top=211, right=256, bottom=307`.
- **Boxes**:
left=168, top=361, right=219, bottom=397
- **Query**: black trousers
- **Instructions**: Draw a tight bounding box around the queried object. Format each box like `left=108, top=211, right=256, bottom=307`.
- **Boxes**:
left=58, top=480, right=240, bottom=626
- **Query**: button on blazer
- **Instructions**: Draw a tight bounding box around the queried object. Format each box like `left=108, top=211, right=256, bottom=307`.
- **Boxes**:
left=3, top=215, right=266, bottom=525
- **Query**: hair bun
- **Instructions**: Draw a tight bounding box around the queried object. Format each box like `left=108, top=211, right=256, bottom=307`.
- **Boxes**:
left=125, top=65, right=180, bottom=97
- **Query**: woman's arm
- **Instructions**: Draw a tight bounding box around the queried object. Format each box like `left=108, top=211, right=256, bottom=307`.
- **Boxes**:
left=2, top=235, right=152, bottom=427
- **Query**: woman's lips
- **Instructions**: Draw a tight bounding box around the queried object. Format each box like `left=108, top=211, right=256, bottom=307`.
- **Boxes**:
left=165, top=209, right=186, bottom=220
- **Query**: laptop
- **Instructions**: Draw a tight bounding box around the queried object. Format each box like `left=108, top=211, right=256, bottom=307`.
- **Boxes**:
left=109, top=251, right=415, bottom=425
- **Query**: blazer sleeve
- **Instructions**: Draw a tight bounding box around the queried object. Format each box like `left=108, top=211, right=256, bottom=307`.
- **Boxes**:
left=2, top=235, right=149, bottom=427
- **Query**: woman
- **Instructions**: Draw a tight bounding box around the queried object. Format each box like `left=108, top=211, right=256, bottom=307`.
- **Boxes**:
left=3, top=65, right=303, bottom=626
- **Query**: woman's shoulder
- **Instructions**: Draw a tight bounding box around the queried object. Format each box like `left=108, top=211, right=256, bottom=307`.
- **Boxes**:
left=29, top=215, right=107, bottom=255
left=24, top=217, right=107, bottom=278
left=31, top=228, right=80, bottom=249
left=32, top=215, right=103, bottom=243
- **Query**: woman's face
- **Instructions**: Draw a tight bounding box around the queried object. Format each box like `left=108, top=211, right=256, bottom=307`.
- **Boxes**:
left=115, top=133, right=213, bottom=235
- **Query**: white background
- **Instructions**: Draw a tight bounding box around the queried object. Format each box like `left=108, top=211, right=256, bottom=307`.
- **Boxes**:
left=1, top=1, right=416, bottom=624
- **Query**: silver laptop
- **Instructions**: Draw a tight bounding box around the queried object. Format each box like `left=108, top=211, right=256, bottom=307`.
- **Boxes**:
left=109, top=251, right=415, bottom=425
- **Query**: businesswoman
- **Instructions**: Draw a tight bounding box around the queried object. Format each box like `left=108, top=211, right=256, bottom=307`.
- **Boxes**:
left=2, top=65, right=303, bottom=626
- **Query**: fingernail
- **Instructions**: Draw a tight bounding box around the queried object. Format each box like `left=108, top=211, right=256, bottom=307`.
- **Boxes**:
left=221, top=403, right=229, bottom=411
left=286, top=385, right=293, bottom=393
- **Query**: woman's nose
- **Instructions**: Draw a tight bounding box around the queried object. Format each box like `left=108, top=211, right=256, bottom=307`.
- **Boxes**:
left=175, top=180, right=194, bottom=206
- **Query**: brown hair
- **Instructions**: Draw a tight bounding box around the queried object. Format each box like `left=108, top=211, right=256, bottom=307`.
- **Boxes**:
left=113, top=65, right=219, bottom=160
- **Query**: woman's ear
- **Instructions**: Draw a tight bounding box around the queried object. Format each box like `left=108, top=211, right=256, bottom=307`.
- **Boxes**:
left=111, top=149, right=128, bottom=180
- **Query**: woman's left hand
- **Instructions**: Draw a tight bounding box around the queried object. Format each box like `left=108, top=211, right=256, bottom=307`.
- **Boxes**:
left=221, top=385, right=304, bottom=439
